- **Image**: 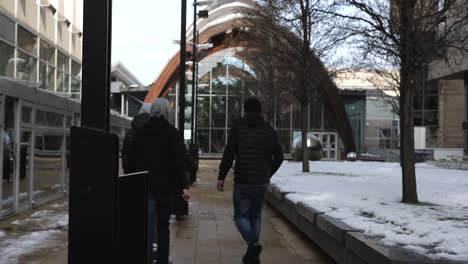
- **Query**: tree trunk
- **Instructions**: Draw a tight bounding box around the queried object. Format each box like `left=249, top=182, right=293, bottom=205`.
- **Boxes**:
left=301, top=101, right=310, bottom=172
left=399, top=0, right=419, bottom=203
left=399, top=74, right=419, bottom=203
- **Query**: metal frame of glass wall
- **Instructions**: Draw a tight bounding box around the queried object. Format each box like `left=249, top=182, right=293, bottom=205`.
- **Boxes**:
left=0, top=78, right=130, bottom=220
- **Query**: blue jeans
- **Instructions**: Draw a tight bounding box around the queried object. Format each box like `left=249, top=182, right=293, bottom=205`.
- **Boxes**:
left=147, top=193, right=172, bottom=264
left=233, top=183, right=268, bottom=245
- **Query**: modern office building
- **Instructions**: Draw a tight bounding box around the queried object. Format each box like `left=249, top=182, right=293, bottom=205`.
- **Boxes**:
left=334, top=69, right=400, bottom=159
left=145, top=0, right=355, bottom=159
left=0, top=0, right=83, bottom=99
left=110, top=62, right=148, bottom=118
left=0, top=0, right=133, bottom=220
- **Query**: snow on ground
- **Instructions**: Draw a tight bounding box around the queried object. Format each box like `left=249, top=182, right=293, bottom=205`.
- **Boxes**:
left=0, top=230, right=61, bottom=264
left=0, top=209, right=68, bottom=264
left=272, top=161, right=468, bottom=261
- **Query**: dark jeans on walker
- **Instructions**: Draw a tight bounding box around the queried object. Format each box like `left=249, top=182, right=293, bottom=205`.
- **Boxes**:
left=147, top=192, right=172, bottom=264
left=233, top=183, right=268, bottom=245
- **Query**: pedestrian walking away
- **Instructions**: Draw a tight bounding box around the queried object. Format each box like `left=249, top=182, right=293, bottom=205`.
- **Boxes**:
left=217, top=97, right=284, bottom=264
left=128, top=98, right=191, bottom=264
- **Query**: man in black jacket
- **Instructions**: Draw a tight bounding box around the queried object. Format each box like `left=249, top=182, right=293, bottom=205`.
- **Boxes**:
left=129, top=98, right=190, bottom=264
left=218, top=97, right=284, bottom=264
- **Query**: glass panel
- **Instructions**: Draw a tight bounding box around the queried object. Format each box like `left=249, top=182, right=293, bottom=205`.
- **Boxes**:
left=0, top=13, right=15, bottom=43
left=56, top=71, right=70, bottom=92
left=226, top=76, right=243, bottom=95
left=17, top=51, right=38, bottom=82
left=424, top=96, right=438, bottom=110
left=0, top=41, right=15, bottom=78
left=227, top=96, right=242, bottom=126
left=39, top=63, right=55, bottom=90
left=19, top=132, right=32, bottom=208
left=71, top=60, right=81, bottom=79
left=197, top=129, right=209, bottom=153
left=210, top=129, right=226, bottom=153
left=211, top=96, right=226, bottom=128
left=2, top=98, right=15, bottom=215
left=17, top=26, right=38, bottom=56
left=56, top=50, right=69, bottom=73
left=22, top=107, right=32, bottom=124
left=40, top=39, right=55, bottom=64
left=36, top=110, right=64, bottom=127
left=33, top=135, right=63, bottom=200
left=196, top=96, right=210, bottom=128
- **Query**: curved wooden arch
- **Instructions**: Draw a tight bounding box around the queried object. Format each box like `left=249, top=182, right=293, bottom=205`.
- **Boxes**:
left=145, top=11, right=356, bottom=153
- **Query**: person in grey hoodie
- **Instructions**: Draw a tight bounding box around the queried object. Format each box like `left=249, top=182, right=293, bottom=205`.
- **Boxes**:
left=128, top=98, right=190, bottom=264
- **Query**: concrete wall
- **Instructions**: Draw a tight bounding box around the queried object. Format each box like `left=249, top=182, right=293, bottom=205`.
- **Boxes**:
left=437, top=80, right=465, bottom=148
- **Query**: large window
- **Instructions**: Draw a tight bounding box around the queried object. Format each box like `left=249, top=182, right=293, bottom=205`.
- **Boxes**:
left=0, top=13, right=15, bottom=43
left=0, top=41, right=15, bottom=77
left=18, top=26, right=38, bottom=56
left=414, top=81, right=438, bottom=127
left=56, top=50, right=70, bottom=94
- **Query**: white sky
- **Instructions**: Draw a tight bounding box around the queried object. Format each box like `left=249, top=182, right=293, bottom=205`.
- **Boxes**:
left=111, top=0, right=194, bottom=85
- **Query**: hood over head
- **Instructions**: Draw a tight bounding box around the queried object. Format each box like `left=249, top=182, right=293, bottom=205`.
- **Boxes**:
left=150, top=98, right=171, bottom=120
left=131, top=113, right=150, bottom=129
left=139, top=103, right=151, bottom=114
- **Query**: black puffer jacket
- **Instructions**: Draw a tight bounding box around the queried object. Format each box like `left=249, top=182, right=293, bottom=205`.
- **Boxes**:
left=128, top=116, right=188, bottom=194
left=121, top=113, right=150, bottom=174
left=219, top=112, right=284, bottom=184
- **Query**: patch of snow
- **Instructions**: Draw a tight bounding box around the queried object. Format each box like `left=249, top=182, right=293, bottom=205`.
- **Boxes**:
left=51, top=201, right=68, bottom=208
left=11, top=210, right=68, bottom=230
left=0, top=230, right=61, bottom=264
left=272, top=161, right=468, bottom=261
left=0, top=230, right=5, bottom=238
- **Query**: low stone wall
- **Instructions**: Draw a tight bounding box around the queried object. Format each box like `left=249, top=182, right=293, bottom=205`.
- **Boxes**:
left=266, top=186, right=463, bottom=264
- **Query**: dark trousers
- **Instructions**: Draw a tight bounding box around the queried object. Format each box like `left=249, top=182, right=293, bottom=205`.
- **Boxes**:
left=233, top=183, right=268, bottom=245
left=147, top=193, right=172, bottom=264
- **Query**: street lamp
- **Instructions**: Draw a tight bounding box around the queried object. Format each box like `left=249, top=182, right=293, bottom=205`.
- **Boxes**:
left=191, top=0, right=212, bottom=146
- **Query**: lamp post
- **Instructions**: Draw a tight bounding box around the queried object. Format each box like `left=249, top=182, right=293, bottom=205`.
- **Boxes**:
left=179, top=0, right=187, bottom=139
left=191, top=0, right=211, bottom=145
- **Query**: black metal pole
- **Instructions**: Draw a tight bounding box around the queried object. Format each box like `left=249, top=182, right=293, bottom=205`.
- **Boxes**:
left=179, top=0, right=187, bottom=139
left=190, top=2, right=197, bottom=144
left=81, top=0, right=112, bottom=131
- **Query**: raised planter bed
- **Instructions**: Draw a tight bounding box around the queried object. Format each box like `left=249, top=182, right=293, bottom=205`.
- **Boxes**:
left=266, top=189, right=465, bottom=264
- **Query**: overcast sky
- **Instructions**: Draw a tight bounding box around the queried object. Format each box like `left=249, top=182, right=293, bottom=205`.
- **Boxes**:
left=112, top=0, right=194, bottom=85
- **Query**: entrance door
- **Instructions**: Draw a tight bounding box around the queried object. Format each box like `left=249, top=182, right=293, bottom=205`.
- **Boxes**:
left=2, top=97, right=17, bottom=216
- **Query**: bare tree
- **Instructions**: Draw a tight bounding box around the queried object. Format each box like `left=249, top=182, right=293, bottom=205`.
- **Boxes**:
left=235, top=0, right=350, bottom=172
left=327, top=0, right=468, bottom=203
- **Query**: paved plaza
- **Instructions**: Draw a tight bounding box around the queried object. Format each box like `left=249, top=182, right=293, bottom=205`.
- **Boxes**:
left=1, top=160, right=333, bottom=264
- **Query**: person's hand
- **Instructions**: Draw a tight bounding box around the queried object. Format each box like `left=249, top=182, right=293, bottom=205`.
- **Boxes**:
left=182, top=189, right=191, bottom=202
left=217, top=180, right=224, bottom=192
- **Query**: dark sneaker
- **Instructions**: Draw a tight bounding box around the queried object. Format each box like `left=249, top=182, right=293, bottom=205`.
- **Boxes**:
left=242, top=246, right=254, bottom=264
left=252, top=244, right=262, bottom=264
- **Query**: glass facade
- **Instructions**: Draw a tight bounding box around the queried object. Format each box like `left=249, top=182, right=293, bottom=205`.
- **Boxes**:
left=364, top=97, right=399, bottom=153
left=166, top=48, right=339, bottom=155
left=0, top=11, right=82, bottom=99
left=342, top=93, right=366, bottom=154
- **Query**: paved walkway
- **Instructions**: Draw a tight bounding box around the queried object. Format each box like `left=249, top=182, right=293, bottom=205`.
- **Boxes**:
left=0, top=160, right=333, bottom=264
left=169, top=160, right=333, bottom=264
